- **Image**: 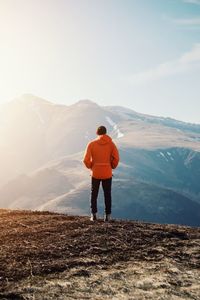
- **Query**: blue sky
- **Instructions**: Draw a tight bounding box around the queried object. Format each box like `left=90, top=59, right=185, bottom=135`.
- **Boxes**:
left=0, top=0, right=200, bottom=123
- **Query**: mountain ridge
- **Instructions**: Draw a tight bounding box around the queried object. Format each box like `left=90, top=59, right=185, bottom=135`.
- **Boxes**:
left=2, top=93, right=200, bottom=126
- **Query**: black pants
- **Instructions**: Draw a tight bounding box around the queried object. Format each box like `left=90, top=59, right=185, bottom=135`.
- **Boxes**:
left=90, top=177, right=112, bottom=215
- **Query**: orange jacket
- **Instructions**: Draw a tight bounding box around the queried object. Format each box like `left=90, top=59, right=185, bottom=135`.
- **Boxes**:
left=83, top=134, right=119, bottom=179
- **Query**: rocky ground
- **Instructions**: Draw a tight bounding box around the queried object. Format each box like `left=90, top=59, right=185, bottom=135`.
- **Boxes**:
left=0, top=209, right=199, bottom=300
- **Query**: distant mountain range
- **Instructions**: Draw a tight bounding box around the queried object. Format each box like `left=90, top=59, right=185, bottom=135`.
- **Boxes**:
left=0, top=94, right=200, bottom=226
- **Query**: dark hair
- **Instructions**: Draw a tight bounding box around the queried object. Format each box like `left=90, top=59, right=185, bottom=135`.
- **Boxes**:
left=96, top=126, right=107, bottom=135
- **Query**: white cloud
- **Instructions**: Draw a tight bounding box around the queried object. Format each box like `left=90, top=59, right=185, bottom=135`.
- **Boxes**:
left=128, top=44, right=200, bottom=85
left=183, top=0, right=200, bottom=4
left=173, top=17, right=200, bottom=25
left=180, top=44, right=200, bottom=63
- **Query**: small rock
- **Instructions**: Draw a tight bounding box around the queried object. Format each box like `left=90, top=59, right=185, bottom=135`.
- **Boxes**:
left=72, top=269, right=90, bottom=277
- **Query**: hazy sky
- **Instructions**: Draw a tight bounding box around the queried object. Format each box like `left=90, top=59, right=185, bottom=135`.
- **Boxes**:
left=0, top=0, right=200, bottom=123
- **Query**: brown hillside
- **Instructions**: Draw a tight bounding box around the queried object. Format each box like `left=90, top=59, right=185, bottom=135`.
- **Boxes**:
left=0, top=209, right=199, bottom=299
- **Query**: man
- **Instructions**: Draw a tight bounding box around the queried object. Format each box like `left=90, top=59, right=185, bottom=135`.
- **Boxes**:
left=83, top=125, right=119, bottom=222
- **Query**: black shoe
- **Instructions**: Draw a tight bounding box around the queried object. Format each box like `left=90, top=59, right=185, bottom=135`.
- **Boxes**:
left=90, top=213, right=97, bottom=221
left=104, top=214, right=111, bottom=222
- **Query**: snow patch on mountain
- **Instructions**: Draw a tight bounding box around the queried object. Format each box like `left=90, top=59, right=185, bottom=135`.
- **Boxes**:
left=167, top=151, right=174, bottom=161
left=158, top=151, right=176, bottom=162
left=159, top=152, right=165, bottom=158
left=159, top=151, right=169, bottom=162
left=106, top=116, right=124, bottom=138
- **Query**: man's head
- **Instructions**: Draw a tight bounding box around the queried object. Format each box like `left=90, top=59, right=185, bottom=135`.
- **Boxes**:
left=96, top=125, right=107, bottom=135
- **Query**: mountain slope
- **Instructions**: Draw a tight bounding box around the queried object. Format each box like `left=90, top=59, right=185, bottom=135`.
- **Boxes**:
left=0, top=95, right=122, bottom=186
left=119, top=147, right=200, bottom=200
left=1, top=94, right=200, bottom=226
left=1, top=152, right=200, bottom=226
left=1, top=94, right=200, bottom=186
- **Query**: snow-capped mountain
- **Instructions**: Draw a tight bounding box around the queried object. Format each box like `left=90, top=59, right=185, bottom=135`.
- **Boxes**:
left=0, top=94, right=200, bottom=225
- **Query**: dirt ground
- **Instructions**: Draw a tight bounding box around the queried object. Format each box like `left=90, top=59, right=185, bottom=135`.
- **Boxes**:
left=0, top=209, right=199, bottom=299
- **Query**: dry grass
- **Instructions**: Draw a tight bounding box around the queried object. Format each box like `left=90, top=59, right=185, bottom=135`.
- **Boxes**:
left=0, top=209, right=199, bottom=299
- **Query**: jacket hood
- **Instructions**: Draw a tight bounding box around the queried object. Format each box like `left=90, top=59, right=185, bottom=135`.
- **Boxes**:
left=96, top=134, right=112, bottom=145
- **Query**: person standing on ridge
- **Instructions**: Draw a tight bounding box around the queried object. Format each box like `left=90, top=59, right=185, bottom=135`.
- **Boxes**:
left=83, top=126, right=119, bottom=222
